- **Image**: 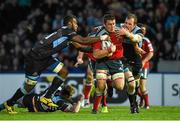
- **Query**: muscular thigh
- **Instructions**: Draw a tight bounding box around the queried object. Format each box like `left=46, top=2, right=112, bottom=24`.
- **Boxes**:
left=25, top=56, right=56, bottom=75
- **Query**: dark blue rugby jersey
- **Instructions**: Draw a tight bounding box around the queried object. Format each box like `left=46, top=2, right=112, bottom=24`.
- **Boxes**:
left=117, top=23, right=143, bottom=60
left=31, top=26, right=77, bottom=58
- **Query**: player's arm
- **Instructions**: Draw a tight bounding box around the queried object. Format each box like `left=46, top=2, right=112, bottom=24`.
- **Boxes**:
left=142, top=41, right=154, bottom=66
left=142, top=51, right=153, bottom=66
left=118, top=27, right=143, bottom=43
left=133, top=43, right=146, bottom=55
left=71, top=34, right=110, bottom=44
left=61, top=94, right=83, bottom=113
left=74, top=51, right=84, bottom=67
left=93, top=44, right=116, bottom=59
left=71, top=95, right=83, bottom=113
left=70, top=41, right=92, bottom=52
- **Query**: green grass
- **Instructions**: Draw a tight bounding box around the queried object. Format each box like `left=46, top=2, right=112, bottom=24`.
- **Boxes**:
left=0, top=106, right=180, bottom=120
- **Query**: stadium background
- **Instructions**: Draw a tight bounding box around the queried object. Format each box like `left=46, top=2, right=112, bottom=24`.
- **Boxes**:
left=0, top=0, right=180, bottom=106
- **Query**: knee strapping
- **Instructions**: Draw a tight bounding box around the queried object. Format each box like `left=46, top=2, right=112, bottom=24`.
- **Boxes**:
left=53, top=62, right=64, bottom=73
left=20, top=79, right=37, bottom=94
left=112, top=72, right=124, bottom=80
left=127, top=76, right=136, bottom=95
left=96, top=71, right=107, bottom=80
left=127, top=76, right=135, bottom=83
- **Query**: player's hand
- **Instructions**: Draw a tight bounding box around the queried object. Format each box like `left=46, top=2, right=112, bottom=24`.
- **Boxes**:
left=118, top=27, right=128, bottom=36
left=71, top=41, right=82, bottom=49
left=134, top=46, right=146, bottom=55
left=100, top=35, right=110, bottom=41
left=142, top=60, right=146, bottom=67
left=74, top=58, right=84, bottom=67
left=107, top=44, right=116, bottom=53
left=49, top=106, right=58, bottom=111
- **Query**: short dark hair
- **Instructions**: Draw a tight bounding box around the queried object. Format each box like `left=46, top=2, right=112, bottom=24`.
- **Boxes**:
left=61, top=85, right=75, bottom=97
left=63, top=15, right=76, bottom=26
left=138, top=23, right=147, bottom=29
left=126, top=13, right=138, bottom=24
left=103, top=14, right=116, bottom=23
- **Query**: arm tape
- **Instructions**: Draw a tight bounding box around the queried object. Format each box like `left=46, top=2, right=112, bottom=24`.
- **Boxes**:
left=126, top=33, right=142, bottom=43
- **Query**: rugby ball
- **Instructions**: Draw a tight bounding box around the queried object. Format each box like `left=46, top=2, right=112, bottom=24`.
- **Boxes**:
left=102, top=40, right=113, bottom=56
left=102, top=40, right=112, bottom=49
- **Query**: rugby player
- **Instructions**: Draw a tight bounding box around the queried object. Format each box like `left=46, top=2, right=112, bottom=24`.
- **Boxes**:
left=138, top=24, right=154, bottom=109
left=0, top=14, right=109, bottom=114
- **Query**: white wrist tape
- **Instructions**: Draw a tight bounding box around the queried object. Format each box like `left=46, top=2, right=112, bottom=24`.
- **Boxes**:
left=132, top=34, right=142, bottom=42
left=126, top=33, right=142, bottom=43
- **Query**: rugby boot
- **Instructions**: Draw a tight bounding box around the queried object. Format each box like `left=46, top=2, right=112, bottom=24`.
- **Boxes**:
left=40, top=97, right=58, bottom=108
left=91, top=109, right=97, bottom=114
left=3, top=102, right=17, bottom=114
left=101, top=106, right=108, bottom=113
left=130, top=102, right=139, bottom=114
left=144, top=105, right=150, bottom=109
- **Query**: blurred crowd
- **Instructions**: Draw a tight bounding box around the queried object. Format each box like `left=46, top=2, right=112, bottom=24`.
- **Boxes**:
left=0, top=0, right=179, bottom=72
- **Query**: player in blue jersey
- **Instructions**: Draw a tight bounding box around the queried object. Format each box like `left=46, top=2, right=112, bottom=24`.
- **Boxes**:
left=0, top=84, right=83, bottom=113
left=0, top=15, right=109, bottom=114
left=117, top=13, right=144, bottom=113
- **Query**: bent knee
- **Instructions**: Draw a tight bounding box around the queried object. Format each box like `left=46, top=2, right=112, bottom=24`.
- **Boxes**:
left=58, top=67, right=68, bottom=78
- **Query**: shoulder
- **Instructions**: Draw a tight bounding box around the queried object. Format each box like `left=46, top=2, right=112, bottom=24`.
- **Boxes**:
left=62, top=26, right=77, bottom=36
left=132, top=26, right=143, bottom=34
left=143, top=37, right=151, bottom=43
left=91, top=26, right=108, bottom=36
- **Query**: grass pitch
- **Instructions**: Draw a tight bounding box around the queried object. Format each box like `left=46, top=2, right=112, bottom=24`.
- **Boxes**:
left=0, top=106, right=180, bottom=120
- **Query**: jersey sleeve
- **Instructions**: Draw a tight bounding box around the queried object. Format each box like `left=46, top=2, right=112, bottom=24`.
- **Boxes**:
left=147, top=41, right=154, bottom=52
left=92, top=41, right=101, bottom=50
left=65, top=28, right=78, bottom=40
left=135, top=29, right=144, bottom=37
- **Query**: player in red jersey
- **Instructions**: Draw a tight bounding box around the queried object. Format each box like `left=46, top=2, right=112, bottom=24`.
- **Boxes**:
left=75, top=49, right=96, bottom=108
left=75, top=34, right=109, bottom=113
left=138, top=24, right=154, bottom=109
left=92, top=14, right=125, bottom=114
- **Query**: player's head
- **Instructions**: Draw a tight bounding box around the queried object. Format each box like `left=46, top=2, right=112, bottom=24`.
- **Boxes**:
left=103, top=14, right=116, bottom=33
left=138, top=23, right=147, bottom=35
left=63, top=15, right=78, bottom=31
left=124, top=13, right=137, bottom=31
left=61, top=85, right=75, bottom=99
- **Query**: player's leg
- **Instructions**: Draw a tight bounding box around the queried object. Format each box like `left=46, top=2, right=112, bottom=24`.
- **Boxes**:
left=124, top=68, right=138, bottom=114
left=108, top=60, right=125, bottom=91
left=92, top=69, right=108, bottom=114
left=140, top=68, right=150, bottom=109
left=0, top=56, right=42, bottom=114
left=101, top=84, right=108, bottom=113
left=83, top=68, right=93, bottom=107
left=137, top=87, right=144, bottom=108
left=131, top=62, right=142, bottom=112
left=106, top=75, right=113, bottom=97
left=41, top=60, right=67, bottom=107
left=1, top=73, right=39, bottom=114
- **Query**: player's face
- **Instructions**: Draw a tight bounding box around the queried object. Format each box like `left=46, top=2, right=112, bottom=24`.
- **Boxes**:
left=71, top=18, right=78, bottom=32
left=104, top=19, right=116, bottom=33
left=124, top=18, right=136, bottom=32
left=141, top=26, right=146, bottom=35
